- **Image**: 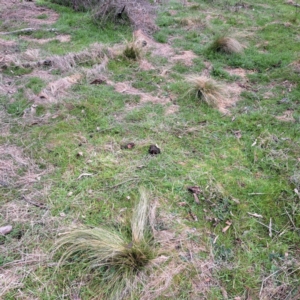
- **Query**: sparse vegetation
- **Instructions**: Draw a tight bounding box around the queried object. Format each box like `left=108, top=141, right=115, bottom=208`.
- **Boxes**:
left=1, top=0, right=300, bottom=299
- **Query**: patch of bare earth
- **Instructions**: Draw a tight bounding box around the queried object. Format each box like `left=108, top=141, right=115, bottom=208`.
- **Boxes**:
left=0, top=144, right=47, bottom=188
left=139, top=59, right=155, bottom=71
left=21, top=34, right=71, bottom=45
left=134, top=29, right=174, bottom=57
left=0, top=1, right=58, bottom=30
left=139, top=208, right=218, bottom=299
left=219, top=83, right=243, bottom=114
left=165, top=104, right=179, bottom=115
left=37, top=73, right=82, bottom=104
left=171, top=50, right=197, bottom=66
left=224, top=67, right=253, bottom=79
left=220, top=67, right=255, bottom=113
left=290, top=59, right=300, bottom=73
left=275, top=110, right=295, bottom=122
left=112, top=81, right=170, bottom=105
left=0, top=143, right=55, bottom=297
left=0, top=38, right=18, bottom=55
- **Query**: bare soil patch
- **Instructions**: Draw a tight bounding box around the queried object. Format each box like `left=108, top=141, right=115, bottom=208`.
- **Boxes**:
left=140, top=208, right=217, bottom=299
left=0, top=144, right=45, bottom=188
left=21, top=34, right=71, bottom=45
left=0, top=1, right=59, bottom=30
left=171, top=50, right=197, bottom=66
left=290, top=59, right=300, bottom=73
left=139, top=59, right=155, bottom=71
left=37, top=73, right=82, bottom=104
left=113, top=81, right=170, bottom=105
left=219, top=82, right=243, bottom=114
left=165, top=104, right=179, bottom=115
left=224, top=67, right=253, bottom=79
left=134, top=29, right=174, bottom=58
left=0, top=38, right=18, bottom=55
left=275, top=110, right=295, bottom=122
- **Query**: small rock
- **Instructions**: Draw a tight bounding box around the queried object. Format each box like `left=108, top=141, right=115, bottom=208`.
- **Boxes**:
left=0, top=225, right=13, bottom=235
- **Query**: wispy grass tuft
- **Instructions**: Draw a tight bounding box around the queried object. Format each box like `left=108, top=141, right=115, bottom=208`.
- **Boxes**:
left=209, top=36, right=244, bottom=54
left=54, top=187, right=155, bottom=299
left=123, top=39, right=142, bottom=61
left=186, top=75, right=227, bottom=107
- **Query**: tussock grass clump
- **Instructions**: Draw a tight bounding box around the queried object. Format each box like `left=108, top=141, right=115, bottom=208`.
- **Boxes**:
left=210, top=36, right=244, bottom=54
left=187, top=75, right=227, bottom=107
left=123, top=40, right=142, bottom=60
left=54, top=187, right=155, bottom=299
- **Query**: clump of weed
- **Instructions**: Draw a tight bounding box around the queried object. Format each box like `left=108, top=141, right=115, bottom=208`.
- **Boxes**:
left=123, top=40, right=142, bottom=60
left=54, top=187, right=156, bottom=299
left=209, top=36, right=244, bottom=54
left=187, top=75, right=227, bottom=107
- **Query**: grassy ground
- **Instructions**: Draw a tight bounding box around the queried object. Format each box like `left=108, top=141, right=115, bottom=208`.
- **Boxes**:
left=1, top=0, right=300, bottom=299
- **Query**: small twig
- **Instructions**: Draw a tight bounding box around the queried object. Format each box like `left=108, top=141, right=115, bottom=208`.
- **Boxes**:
left=259, top=270, right=280, bottom=296
left=284, top=207, right=297, bottom=230
left=22, top=195, right=47, bottom=209
left=0, top=28, right=58, bottom=35
left=248, top=193, right=268, bottom=195
left=254, top=219, right=279, bottom=234
left=247, top=212, right=263, bottom=218
left=269, top=218, right=272, bottom=237
left=77, top=173, right=93, bottom=180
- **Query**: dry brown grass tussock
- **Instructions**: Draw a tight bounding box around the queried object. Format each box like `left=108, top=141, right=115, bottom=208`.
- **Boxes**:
left=211, top=37, right=244, bottom=54
left=187, top=75, right=228, bottom=108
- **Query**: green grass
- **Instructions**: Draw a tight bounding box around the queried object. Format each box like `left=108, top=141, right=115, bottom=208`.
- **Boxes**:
left=1, top=0, right=300, bottom=299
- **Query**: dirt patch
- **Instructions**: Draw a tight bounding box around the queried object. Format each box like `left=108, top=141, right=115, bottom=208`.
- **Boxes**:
left=139, top=59, right=155, bottom=71
left=37, top=73, right=82, bottom=103
left=169, top=10, right=177, bottom=16
left=290, top=59, right=300, bottom=73
left=224, top=67, right=253, bottom=78
left=0, top=144, right=47, bottom=188
left=217, top=82, right=243, bottom=114
left=0, top=38, right=18, bottom=55
left=0, top=1, right=59, bottom=30
left=113, top=81, right=170, bottom=105
left=171, top=50, right=197, bottom=66
left=0, top=76, right=17, bottom=97
left=134, top=29, right=174, bottom=58
left=25, top=69, right=56, bottom=82
left=165, top=104, right=179, bottom=115
left=275, top=110, right=295, bottom=122
left=21, top=34, right=71, bottom=45
left=202, top=61, right=213, bottom=77
left=140, top=208, right=216, bottom=299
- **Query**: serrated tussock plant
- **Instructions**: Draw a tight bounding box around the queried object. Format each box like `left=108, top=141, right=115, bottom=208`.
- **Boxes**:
left=210, top=36, right=244, bottom=54
left=54, top=187, right=155, bottom=299
left=186, top=75, right=227, bottom=107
